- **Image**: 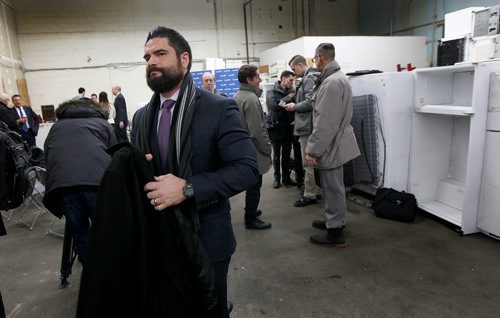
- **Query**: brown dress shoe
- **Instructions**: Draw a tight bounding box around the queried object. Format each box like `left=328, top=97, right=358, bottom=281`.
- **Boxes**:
left=310, top=228, right=347, bottom=247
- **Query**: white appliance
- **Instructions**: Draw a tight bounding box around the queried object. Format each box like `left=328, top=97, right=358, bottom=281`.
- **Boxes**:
left=409, top=61, right=500, bottom=235
left=477, top=72, right=500, bottom=240
left=444, top=7, right=488, bottom=40
left=349, top=72, right=414, bottom=194
left=469, top=35, right=500, bottom=62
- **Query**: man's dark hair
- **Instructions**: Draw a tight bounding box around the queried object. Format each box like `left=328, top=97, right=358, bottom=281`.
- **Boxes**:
left=78, top=87, right=85, bottom=94
left=316, top=43, right=335, bottom=60
left=237, top=65, right=258, bottom=84
left=289, top=55, right=306, bottom=67
left=11, top=94, right=21, bottom=100
left=146, top=26, right=193, bottom=72
left=280, top=70, right=295, bottom=80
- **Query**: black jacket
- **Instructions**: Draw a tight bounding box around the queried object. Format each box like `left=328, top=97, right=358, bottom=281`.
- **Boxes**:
left=113, top=93, right=128, bottom=125
left=265, top=82, right=295, bottom=141
left=0, top=102, right=18, bottom=132
left=77, top=143, right=221, bottom=318
left=43, top=102, right=116, bottom=217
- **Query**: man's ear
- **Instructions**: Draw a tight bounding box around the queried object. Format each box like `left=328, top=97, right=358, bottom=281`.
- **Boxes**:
left=180, top=52, right=190, bottom=71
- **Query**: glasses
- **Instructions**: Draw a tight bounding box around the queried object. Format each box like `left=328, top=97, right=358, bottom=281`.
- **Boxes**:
left=312, top=55, right=320, bottom=63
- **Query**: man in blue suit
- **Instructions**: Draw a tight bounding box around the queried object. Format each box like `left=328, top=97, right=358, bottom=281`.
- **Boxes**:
left=131, top=26, right=258, bottom=318
left=10, top=94, right=40, bottom=147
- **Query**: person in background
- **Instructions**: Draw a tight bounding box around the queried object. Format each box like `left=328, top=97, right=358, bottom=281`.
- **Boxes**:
left=9, top=94, right=40, bottom=148
left=131, top=26, right=258, bottom=317
left=91, top=93, right=98, bottom=102
left=201, top=72, right=227, bottom=97
left=266, top=70, right=296, bottom=189
left=233, top=64, right=273, bottom=230
left=99, top=91, right=116, bottom=126
left=43, top=98, right=116, bottom=262
left=112, top=85, right=129, bottom=142
left=73, top=87, right=86, bottom=100
left=285, top=54, right=322, bottom=207
left=0, top=93, right=18, bottom=131
left=306, top=43, right=360, bottom=247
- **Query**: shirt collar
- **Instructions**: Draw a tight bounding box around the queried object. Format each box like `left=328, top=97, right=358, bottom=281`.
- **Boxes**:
left=159, top=89, right=180, bottom=108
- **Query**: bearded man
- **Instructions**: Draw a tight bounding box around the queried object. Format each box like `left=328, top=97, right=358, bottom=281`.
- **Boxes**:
left=130, top=26, right=258, bottom=318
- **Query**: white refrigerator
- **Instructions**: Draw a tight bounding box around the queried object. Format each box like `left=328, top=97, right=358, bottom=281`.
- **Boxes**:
left=349, top=72, right=414, bottom=194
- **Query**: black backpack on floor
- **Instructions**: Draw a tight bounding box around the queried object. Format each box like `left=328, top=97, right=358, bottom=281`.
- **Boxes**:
left=0, top=123, right=31, bottom=210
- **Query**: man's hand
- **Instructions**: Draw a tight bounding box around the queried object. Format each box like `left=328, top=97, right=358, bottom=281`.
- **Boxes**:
left=17, top=117, right=28, bottom=124
left=144, top=174, right=187, bottom=211
left=304, top=154, right=317, bottom=167
left=119, top=121, right=125, bottom=129
left=284, top=103, right=295, bottom=112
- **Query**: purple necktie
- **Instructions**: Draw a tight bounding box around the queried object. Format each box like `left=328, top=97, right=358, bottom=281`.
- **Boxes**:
left=158, top=99, right=175, bottom=162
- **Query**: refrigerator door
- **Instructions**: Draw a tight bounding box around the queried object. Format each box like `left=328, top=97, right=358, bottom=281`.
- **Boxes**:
left=478, top=131, right=500, bottom=239
left=487, top=73, right=500, bottom=131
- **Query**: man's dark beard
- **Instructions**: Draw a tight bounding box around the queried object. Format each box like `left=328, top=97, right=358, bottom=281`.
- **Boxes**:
left=146, top=64, right=183, bottom=93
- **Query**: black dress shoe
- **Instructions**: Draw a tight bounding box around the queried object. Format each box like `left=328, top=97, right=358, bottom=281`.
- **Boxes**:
left=273, top=180, right=281, bottom=189
left=294, top=196, right=317, bottom=207
left=312, top=220, right=346, bottom=230
left=312, top=219, right=327, bottom=230
left=245, top=218, right=272, bottom=230
left=282, top=179, right=297, bottom=186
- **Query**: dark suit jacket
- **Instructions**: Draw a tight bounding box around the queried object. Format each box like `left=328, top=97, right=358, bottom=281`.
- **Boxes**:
left=0, top=102, right=18, bottom=131
left=132, top=88, right=259, bottom=263
left=10, top=106, right=39, bottom=146
left=113, top=93, right=128, bottom=126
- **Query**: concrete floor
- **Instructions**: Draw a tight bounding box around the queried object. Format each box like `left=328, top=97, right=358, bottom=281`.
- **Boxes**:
left=1, top=172, right=500, bottom=318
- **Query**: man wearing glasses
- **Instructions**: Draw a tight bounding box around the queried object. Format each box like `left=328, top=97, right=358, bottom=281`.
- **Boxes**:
left=305, top=43, right=360, bottom=247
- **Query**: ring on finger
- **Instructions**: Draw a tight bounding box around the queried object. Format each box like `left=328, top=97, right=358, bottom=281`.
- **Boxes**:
left=153, top=198, right=157, bottom=205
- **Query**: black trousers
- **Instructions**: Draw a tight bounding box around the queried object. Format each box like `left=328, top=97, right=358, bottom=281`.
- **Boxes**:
left=0, top=291, right=5, bottom=318
left=22, top=129, right=36, bottom=148
left=244, top=174, right=262, bottom=223
left=292, top=136, right=304, bottom=183
left=271, top=138, right=292, bottom=183
left=114, top=125, right=129, bottom=143
left=213, top=257, right=231, bottom=318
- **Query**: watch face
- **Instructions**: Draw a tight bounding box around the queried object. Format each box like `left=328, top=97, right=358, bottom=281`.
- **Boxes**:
left=184, top=183, right=194, bottom=198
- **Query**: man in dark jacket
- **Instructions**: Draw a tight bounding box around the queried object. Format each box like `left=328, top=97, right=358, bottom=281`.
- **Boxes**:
left=266, top=70, right=296, bottom=188
left=0, top=93, right=18, bottom=131
left=132, top=26, right=258, bottom=317
left=201, top=72, right=228, bottom=97
left=112, top=85, right=129, bottom=142
left=10, top=94, right=40, bottom=147
left=43, top=98, right=116, bottom=262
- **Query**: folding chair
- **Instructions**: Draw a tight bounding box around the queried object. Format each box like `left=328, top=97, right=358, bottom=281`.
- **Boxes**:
left=17, top=166, right=48, bottom=230
left=47, top=215, right=65, bottom=238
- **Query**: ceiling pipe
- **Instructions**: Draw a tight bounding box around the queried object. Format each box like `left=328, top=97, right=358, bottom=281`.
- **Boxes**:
left=243, top=0, right=252, bottom=64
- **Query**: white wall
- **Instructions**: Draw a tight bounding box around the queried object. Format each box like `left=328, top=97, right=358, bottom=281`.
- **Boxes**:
left=10, top=0, right=357, bottom=115
left=0, top=1, right=23, bottom=101
left=259, top=36, right=428, bottom=74
left=12, top=0, right=358, bottom=117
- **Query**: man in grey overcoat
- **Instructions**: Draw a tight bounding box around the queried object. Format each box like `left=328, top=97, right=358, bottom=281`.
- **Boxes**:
left=305, top=43, right=360, bottom=246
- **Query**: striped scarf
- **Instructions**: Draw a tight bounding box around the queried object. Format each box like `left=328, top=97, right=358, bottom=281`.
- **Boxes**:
left=136, top=72, right=196, bottom=179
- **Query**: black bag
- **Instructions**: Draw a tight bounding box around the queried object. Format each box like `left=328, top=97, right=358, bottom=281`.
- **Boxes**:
left=372, top=187, right=417, bottom=222
left=0, top=123, right=31, bottom=210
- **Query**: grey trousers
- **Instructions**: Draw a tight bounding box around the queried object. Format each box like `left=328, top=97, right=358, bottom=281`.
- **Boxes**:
left=319, top=166, right=346, bottom=229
